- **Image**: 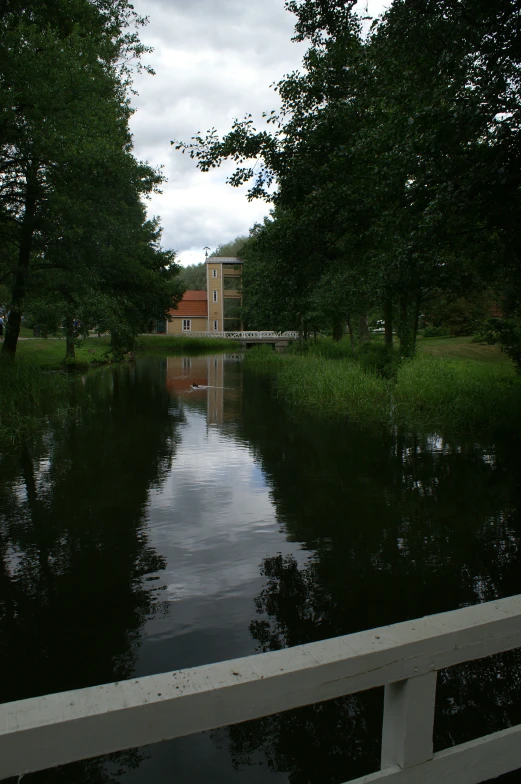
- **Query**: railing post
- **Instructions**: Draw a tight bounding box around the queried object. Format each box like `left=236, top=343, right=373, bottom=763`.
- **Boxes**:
left=381, top=671, right=437, bottom=771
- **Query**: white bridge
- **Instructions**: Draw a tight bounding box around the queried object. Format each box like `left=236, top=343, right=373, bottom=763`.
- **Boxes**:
left=181, top=331, right=299, bottom=347
left=1, top=596, right=521, bottom=782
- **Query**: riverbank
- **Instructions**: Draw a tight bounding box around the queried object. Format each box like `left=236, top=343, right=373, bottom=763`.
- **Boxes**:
left=10, top=334, right=240, bottom=368
left=244, top=337, right=521, bottom=433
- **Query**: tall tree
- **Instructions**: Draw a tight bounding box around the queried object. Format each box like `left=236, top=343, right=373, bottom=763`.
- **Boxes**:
left=176, top=0, right=521, bottom=357
left=0, top=0, right=178, bottom=360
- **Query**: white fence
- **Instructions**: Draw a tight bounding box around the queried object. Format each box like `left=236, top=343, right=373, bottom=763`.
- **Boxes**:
left=1, top=596, right=521, bottom=782
left=178, top=331, right=299, bottom=339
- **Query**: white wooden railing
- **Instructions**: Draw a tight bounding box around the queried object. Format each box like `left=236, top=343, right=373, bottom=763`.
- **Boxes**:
left=177, top=331, right=299, bottom=339
left=1, top=596, right=521, bottom=782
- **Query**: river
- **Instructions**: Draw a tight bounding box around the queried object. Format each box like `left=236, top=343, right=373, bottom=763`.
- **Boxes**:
left=1, top=354, right=520, bottom=783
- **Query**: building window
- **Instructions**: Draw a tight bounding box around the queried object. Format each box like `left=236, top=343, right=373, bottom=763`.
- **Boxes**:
left=182, top=319, right=191, bottom=331
left=212, top=269, right=217, bottom=278
left=213, top=320, right=218, bottom=331
left=213, top=290, right=218, bottom=303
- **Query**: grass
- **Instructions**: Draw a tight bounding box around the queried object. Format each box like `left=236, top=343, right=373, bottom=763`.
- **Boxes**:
left=11, top=333, right=241, bottom=367
left=15, top=336, right=111, bottom=368
left=135, top=334, right=241, bottom=354
left=244, top=337, right=521, bottom=434
left=392, top=355, right=519, bottom=432
left=418, top=335, right=514, bottom=366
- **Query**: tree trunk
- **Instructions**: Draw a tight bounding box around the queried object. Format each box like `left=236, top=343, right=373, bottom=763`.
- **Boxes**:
left=384, top=298, right=393, bottom=348
left=65, top=315, right=75, bottom=360
left=398, top=292, right=418, bottom=357
left=332, top=318, right=343, bottom=342
left=1, top=172, right=37, bottom=361
left=412, top=291, right=421, bottom=346
left=398, top=293, right=409, bottom=356
left=347, top=313, right=354, bottom=345
left=359, top=313, right=370, bottom=342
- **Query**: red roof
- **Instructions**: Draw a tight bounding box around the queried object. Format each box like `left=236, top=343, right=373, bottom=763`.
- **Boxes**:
left=170, top=290, right=207, bottom=317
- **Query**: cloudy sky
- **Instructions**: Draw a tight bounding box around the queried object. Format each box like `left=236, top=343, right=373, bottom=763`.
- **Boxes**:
left=129, top=0, right=387, bottom=266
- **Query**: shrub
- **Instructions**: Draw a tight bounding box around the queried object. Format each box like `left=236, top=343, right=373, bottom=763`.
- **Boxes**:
left=356, top=342, right=402, bottom=379
left=422, top=326, right=451, bottom=338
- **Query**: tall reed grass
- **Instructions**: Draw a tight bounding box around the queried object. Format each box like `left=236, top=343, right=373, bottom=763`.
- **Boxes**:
left=393, top=356, right=521, bottom=432
left=244, top=346, right=521, bottom=433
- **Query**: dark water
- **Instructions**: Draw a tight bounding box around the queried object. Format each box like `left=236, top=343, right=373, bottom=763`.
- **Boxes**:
left=1, top=355, right=521, bottom=784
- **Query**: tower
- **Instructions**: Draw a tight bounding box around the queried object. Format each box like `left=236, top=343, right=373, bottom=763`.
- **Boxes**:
left=206, top=256, right=243, bottom=332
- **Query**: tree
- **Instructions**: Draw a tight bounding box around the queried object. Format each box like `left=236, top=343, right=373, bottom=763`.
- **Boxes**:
left=0, top=0, right=179, bottom=360
left=177, top=263, right=206, bottom=291
left=210, top=235, right=249, bottom=257
left=176, top=0, right=521, bottom=357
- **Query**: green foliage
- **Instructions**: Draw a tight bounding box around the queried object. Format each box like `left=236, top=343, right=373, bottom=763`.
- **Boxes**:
left=244, top=343, right=520, bottom=433
left=293, top=337, right=401, bottom=379
left=0, top=0, right=180, bottom=361
left=425, top=293, right=491, bottom=337
left=393, top=356, right=521, bottom=433
left=210, top=236, right=249, bottom=257
left=299, top=338, right=355, bottom=360
left=177, top=0, right=521, bottom=360
left=178, top=263, right=206, bottom=291
left=136, top=335, right=240, bottom=354
left=479, top=317, right=521, bottom=373
left=422, top=327, right=451, bottom=339
left=15, top=336, right=113, bottom=368
left=356, top=342, right=402, bottom=381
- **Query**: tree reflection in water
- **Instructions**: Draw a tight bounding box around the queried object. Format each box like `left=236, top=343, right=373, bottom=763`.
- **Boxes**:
left=222, top=372, right=521, bottom=784
left=0, top=360, right=182, bottom=782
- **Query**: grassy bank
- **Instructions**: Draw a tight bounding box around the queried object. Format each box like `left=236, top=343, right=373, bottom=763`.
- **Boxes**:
left=136, top=334, right=241, bottom=354
left=15, top=336, right=111, bottom=368
left=244, top=338, right=520, bottom=433
left=417, top=335, right=515, bottom=366
left=12, top=334, right=240, bottom=367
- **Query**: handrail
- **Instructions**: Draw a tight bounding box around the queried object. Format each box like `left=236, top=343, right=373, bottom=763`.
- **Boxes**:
left=1, top=596, right=521, bottom=781
left=174, top=331, right=299, bottom=339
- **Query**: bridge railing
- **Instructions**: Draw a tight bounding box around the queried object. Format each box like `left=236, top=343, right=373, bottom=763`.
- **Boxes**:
left=1, top=596, right=521, bottom=782
left=175, top=331, right=299, bottom=339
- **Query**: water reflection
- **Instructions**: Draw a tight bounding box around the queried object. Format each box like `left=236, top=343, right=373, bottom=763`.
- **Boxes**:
left=0, top=361, right=180, bottom=781
left=221, top=371, right=521, bottom=783
left=0, top=355, right=520, bottom=784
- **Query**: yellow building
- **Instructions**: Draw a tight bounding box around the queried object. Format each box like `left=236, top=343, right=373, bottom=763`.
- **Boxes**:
left=166, top=256, right=243, bottom=334
left=206, top=256, right=243, bottom=332
left=166, top=290, right=208, bottom=335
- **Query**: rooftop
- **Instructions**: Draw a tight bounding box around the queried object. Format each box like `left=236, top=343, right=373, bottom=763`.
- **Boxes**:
left=206, top=257, right=243, bottom=264
left=170, top=290, right=207, bottom=317
left=181, top=290, right=207, bottom=300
